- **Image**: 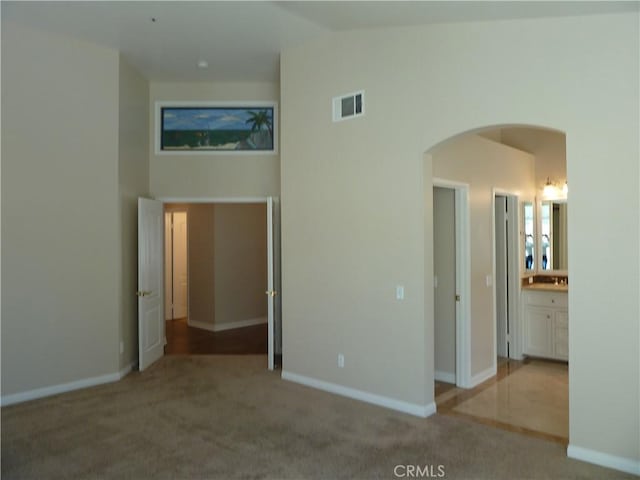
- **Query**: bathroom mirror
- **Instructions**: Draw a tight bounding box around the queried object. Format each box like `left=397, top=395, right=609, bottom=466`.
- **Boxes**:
left=523, top=202, right=535, bottom=271
left=540, top=200, right=568, bottom=271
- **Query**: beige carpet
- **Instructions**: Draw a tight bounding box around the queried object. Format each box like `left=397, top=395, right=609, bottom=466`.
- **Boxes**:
left=453, top=361, right=568, bottom=439
left=1, top=356, right=632, bottom=480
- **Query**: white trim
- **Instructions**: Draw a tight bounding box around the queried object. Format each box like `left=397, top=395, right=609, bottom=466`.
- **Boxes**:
left=188, top=317, right=267, bottom=333
left=282, top=371, right=437, bottom=418
left=154, top=101, right=278, bottom=156
left=432, top=177, right=469, bottom=189
left=433, top=178, right=471, bottom=389
left=119, top=361, right=137, bottom=378
left=469, top=365, right=497, bottom=388
left=158, top=196, right=269, bottom=204
left=1, top=365, right=134, bottom=407
left=434, top=370, right=456, bottom=384
left=266, top=197, right=275, bottom=371
left=567, top=445, right=640, bottom=476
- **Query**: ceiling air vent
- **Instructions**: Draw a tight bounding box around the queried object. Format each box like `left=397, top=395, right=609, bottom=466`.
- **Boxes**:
left=333, top=90, right=364, bottom=122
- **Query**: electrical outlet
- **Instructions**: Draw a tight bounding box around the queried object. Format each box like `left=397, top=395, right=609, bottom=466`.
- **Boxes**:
left=396, top=285, right=405, bottom=300
left=338, top=353, right=345, bottom=368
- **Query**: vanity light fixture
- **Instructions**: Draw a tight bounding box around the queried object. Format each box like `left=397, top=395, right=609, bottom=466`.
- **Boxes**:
left=543, top=177, right=556, bottom=197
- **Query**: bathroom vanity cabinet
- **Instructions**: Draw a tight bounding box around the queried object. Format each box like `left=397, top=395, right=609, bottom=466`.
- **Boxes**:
left=522, top=288, right=568, bottom=361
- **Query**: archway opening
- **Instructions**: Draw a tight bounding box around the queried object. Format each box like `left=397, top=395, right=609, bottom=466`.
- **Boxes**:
left=426, top=124, right=569, bottom=444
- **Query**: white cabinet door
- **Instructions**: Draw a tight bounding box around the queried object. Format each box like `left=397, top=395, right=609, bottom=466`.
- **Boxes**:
left=524, top=306, right=552, bottom=357
left=553, top=309, right=569, bottom=360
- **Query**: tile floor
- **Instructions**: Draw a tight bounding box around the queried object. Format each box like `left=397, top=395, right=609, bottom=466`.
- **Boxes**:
left=435, top=358, right=568, bottom=444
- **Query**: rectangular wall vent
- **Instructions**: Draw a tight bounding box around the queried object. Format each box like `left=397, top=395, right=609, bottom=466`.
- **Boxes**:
left=333, top=90, right=364, bottom=122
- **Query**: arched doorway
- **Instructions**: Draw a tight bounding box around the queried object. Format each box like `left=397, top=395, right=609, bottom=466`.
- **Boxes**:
left=427, top=125, right=569, bottom=444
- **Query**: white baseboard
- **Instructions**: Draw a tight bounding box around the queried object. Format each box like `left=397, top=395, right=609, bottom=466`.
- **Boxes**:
left=435, top=370, right=456, bottom=384
left=567, top=444, right=640, bottom=476
left=469, top=364, right=496, bottom=388
left=281, top=370, right=437, bottom=418
left=189, top=317, right=267, bottom=332
left=1, top=363, right=134, bottom=407
left=119, top=361, right=137, bottom=377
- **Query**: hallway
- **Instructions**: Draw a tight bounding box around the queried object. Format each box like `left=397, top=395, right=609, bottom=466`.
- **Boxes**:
left=165, top=318, right=268, bottom=355
left=436, top=358, right=568, bottom=444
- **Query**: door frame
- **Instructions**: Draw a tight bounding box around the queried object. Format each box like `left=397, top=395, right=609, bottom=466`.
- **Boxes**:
left=156, top=196, right=281, bottom=370
left=432, top=178, right=471, bottom=388
left=491, top=189, right=522, bottom=361
left=164, top=208, right=189, bottom=321
left=494, top=195, right=509, bottom=358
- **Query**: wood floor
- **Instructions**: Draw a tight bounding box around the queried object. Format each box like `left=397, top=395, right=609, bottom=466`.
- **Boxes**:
left=165, top=317, right=267, bottom=355
left=436, top=357, right=569, bottom=445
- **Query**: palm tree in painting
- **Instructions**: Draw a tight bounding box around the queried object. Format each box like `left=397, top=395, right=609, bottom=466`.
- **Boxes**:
left=245, top=110, right=273, bottom=137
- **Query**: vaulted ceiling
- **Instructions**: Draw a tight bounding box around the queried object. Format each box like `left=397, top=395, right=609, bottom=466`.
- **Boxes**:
left=2, top=1, right=637, bottom=82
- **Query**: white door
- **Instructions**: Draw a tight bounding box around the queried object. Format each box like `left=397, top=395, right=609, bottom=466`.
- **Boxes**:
left=265, top=197, right=276, bottom=370
left=164, top=212, right=173, bottom=320
left=433, top=187, right=456, bottom=383
left=495, top=196, right=508, bottom=358
left=172, top=212, right=188, bottom=319
left=138, top=197, right=165, bottom=371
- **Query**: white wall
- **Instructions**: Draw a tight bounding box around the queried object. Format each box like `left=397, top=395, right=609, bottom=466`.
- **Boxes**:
left=280, top=11, right=639, bottom=469
left=1, top=23, right=121, bottom=396
left=431, top=135, right=535, bottom=376
left=149, top=82, right=280, bottom=198
left=176, top=203, right=267, bottom=330
left=500, top=128, right=567, bottom=194
left=213, top=203, right=267, bottom=326
left=118, top=57, right=149, bottom=370
left=186, top=203, right=216, bottom=327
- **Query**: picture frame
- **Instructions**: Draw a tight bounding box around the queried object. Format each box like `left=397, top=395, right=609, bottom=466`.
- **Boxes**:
left=155, top=101, right=278, bottom=155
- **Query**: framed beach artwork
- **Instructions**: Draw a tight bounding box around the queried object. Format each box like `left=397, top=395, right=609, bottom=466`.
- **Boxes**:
left=155, top=101, right=277, bottom=155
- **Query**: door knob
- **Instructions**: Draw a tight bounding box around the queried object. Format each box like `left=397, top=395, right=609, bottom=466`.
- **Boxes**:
left=136, top=290, right=152, bottom=297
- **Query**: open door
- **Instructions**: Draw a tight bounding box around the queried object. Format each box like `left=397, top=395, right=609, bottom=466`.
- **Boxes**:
left=265, top=197, right=277, bottom=370
left=495, top=195, right=509, bottom=358
left=138, top=197, right=165, bottom=371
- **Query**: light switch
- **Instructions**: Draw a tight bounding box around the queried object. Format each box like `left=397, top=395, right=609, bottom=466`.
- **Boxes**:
left=396, top=285, right=405, bottom=300
left=486, top=275, right=492, bottom=287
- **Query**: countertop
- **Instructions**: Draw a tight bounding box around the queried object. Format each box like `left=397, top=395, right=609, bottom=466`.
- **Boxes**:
left=522, top=283, right=568, bottom=292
